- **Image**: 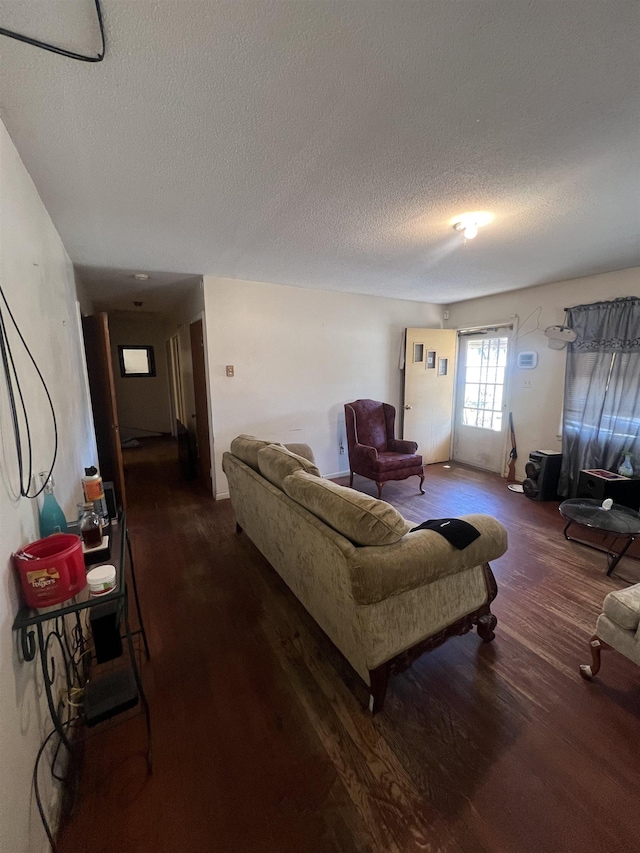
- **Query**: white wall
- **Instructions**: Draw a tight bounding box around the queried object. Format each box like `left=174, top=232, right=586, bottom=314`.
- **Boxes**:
left=203, top=276, right=443, bottom=497
left=108, top=314, right=172, bottom=441
left=446, top=267, right=640, bottom=481
left=0, top=120, right=97, bottom=852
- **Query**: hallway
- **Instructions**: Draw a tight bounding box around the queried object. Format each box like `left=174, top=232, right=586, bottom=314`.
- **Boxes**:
left=57, top=439, right=640, bottom=853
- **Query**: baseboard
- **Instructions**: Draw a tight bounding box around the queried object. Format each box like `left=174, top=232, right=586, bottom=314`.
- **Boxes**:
left=324, top=469, right=350, bottom=480
left=215, top=491, right=230, bottom=501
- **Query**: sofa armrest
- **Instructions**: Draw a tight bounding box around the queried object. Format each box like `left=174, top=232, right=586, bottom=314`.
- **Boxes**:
left=346, top=514, right=508, bottom=605
left=388, top=438, right=418, bottom=454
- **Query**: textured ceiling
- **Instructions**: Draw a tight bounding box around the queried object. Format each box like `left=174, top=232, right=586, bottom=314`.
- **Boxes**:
left=78, top=266, right=201, bottom=313
left=1, top=1, right=639, bottom=305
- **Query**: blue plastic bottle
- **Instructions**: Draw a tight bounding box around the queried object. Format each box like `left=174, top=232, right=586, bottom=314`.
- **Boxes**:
left=38, top=472, right=68, bottom=537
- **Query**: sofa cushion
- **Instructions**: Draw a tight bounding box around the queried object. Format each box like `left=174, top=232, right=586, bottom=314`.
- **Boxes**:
left=257, top=444, right=321, bottom=489
left=283, top=443, right=316, bottom=465
left=230, top=435, right=275, bottom=471
left=282, top=470, right=411, bottom=546
left=603, top=584, right=640, bottom=631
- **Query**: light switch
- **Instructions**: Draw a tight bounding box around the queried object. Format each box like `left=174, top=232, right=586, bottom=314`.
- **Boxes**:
left=226, top=365, right=234, bottom=377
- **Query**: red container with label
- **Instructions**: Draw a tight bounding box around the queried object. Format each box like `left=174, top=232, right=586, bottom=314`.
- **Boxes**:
left=14, top=533, right=86, bottom=608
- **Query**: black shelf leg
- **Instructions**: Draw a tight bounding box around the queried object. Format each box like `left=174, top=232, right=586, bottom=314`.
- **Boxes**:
left=123, top=589, right=152, bottom=772
left=126, top=530, right=151, bottom=661
left=37, top=622, right=72, bottom=752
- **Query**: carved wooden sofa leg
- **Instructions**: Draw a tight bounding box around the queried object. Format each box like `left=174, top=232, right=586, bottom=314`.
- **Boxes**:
left=368, top=662, right=390, bottom=714
left=476, top=609, right=498, bottom=642
left=365, top=563, right=499, bottom=714
left=580, top=635, right=610, bottom=679
left=418, top=473, right=425, bottom=494
left=376, top=482, right=384, bottom=500
left=477, top=562, right=498, bottom=642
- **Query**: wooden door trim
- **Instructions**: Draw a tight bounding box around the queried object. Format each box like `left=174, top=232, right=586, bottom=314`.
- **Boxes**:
left=82, top=312, right=127, bottom=509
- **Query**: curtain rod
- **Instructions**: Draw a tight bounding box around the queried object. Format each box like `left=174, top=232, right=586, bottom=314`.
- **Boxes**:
left=457, top=322, right=514, bottom=335
left=565, top=296, right=639, bottom=311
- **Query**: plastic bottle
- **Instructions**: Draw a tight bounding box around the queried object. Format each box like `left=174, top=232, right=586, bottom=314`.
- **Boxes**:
left=82, top=466, right=104, bottom=501
left=38, top=472, right=68, bottom=537
left=83, top=466, right=108, bottom=522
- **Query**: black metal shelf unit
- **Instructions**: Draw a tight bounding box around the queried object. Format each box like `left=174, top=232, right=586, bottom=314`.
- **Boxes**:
left=12, top=513, right=152, bottom=765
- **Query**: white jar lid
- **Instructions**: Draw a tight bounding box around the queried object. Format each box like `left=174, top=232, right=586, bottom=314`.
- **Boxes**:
left=87, top=564, right=116, bottom=586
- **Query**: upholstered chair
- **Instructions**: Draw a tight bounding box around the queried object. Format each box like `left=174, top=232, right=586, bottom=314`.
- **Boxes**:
left=344, top=399, right=424, bottom=499
left=580, top=583, right=640, bottom=679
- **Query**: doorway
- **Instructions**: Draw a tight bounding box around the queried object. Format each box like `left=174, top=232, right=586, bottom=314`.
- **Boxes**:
left=452, top=328, right=512, bottom=474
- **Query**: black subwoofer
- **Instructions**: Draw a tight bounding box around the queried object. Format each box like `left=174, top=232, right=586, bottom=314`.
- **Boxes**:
left=522, top=451, right=563, bottom=501
left=576, top=469, right=640, bottom=511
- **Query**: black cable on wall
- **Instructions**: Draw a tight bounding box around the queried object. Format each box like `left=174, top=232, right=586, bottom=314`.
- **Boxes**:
left=0, top=284, right=58, bottom=498
left=0, top=0, right=105, bottom=62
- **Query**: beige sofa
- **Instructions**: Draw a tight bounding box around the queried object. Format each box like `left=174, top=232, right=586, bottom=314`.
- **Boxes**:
left=222, top=436, right=508, bottom=711
left=580, top=583, right=640, bottom=679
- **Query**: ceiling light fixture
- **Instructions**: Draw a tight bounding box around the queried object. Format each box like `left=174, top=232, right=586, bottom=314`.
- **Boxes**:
left=133, top=273, right=149, bottom=280
left=452, top=211, right=493, bottom=241
left=457, top=221, right=478, bottom=240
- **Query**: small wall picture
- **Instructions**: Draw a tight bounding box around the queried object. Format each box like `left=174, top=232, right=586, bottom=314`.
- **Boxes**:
left=438, top=357, right=448, bottom=376
left=426, top=350, right=436, bottom=369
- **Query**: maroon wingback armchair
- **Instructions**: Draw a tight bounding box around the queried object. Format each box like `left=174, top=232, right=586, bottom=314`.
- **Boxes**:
left=344, top=399, right=425, bottom=499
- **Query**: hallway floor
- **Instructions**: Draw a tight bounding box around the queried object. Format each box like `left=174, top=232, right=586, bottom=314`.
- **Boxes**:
left=57, top=439, right=640, bottom=853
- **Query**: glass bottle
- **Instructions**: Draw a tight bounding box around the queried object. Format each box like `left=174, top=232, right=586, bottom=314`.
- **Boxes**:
left=38, top=472, right=68, bottom=537
left=618, top=451, right=634, bottom=478
left=77, top=502, right=103, bottom=548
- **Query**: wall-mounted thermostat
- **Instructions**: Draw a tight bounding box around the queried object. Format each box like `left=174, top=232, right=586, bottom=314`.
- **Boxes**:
left=517, top=351, right=538, bottom=369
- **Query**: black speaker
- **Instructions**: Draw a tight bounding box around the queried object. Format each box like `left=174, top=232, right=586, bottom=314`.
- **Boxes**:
left=89, top=599, right=123, bottom=663
left=576, top=469, right=640, bottom=511
left=102, top=481, right=118, bottom=520
left=522, top=451, right=563, bottom=501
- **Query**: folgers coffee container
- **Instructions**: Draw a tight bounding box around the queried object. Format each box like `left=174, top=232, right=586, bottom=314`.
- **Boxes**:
left=14, top=533, right=86, bottom=608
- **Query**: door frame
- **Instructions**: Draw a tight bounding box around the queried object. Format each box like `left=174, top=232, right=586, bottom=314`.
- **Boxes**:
left=81, top=312, right=127, bottom=508
left=166, top=333, right=186, bottom=436
left=189, top=315, right=214, bottom=495
left=451, top=319, right=518, bottom=476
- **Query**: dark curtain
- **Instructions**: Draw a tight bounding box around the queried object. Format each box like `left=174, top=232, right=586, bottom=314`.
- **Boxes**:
left=559, top=296, right=640, bottom=496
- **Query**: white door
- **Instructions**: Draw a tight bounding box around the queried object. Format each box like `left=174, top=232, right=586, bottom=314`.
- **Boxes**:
left=403, top=328, right=457, bottom=464
left=452, top=331, right=511, bottom=473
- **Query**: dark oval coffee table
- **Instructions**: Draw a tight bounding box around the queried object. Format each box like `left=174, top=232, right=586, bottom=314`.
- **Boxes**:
left=559, top=498, right=640, bottom=576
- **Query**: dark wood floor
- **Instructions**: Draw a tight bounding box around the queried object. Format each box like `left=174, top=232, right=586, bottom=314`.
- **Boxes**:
left=57, top=439, right=640, bottom=853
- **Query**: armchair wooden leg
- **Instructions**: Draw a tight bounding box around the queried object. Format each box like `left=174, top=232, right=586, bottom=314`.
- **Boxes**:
left=349, top=470, right=354, bottom=488
left=376, top=482, right=384, bottom=500
left=580, top=635, right=610, bottom=679
left=418, top=473, right=425, bottom=494
left=368, top=662, right=390, bottom=714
